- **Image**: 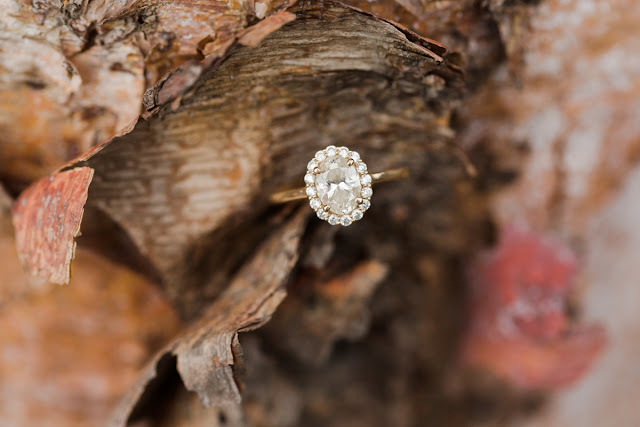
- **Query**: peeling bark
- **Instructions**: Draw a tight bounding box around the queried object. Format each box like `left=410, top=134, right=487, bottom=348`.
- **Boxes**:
left=14, top=0, right=464, bottom=316
left=3, top=0, right=638, bottom=425
left=0, top=0, right=298, bottom=186
left=111, top=208, right=306, bottom=425
left=12, top=167, right=93, bottom=284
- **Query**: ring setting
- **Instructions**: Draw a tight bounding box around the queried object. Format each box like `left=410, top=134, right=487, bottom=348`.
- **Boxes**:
left=269, top=145, right=408, bottom=226
left=304, top=145, right=372, bottom=226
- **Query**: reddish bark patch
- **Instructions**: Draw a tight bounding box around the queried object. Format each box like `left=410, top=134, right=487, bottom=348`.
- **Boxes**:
left=462, top=227, right=607, bottom=390
left=12, top=167, right=94, bottom=284
left=237, top=11, right=296, bottom=47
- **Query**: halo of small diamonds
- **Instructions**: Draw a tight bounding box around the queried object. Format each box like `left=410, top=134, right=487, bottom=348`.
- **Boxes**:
left=305, top=145, right=373, bottom=226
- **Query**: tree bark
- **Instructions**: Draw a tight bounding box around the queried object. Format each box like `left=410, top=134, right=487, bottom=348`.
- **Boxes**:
left=1, top=0, right=639, bottom=426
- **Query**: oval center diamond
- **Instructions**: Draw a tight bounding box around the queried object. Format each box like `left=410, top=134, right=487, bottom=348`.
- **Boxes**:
left=315, top=155, right=362, bottom=215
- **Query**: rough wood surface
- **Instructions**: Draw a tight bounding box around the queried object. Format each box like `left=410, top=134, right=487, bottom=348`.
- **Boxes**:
left=111, top=207, right=307, bottom=426
left=265, top=260, right=389, bottom=365
left=14, top=0, right=464, bottom=316
left=3, top=0, right=639, bottom=426
left=0, top=0, right=296, bottom=187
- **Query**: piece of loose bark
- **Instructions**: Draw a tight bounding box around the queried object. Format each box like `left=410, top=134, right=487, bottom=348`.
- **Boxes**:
left=110, top=208, right=306, bottom=426
left=343, top=0, right=515, bottom=78
left=237, top=11, right=296, bottom=47
left=174, top=209, right=307, bottom=406
left=138, top=336, right=301, bottom=427
left=12, top=167, right=94, bottom=285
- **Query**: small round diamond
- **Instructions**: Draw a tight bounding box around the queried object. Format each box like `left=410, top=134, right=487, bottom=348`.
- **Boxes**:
left=310, top=198, right=322, bottom=210
left=351, top=209, right=363, bottom=221
left=341, top=216, right=353, bottom=226
left=306, top=187, right=317, bottom=197
left=304, top=173, right=315, bottom=185
left=361, top=174, right=372, bottom=185
left=308, top=159, right=318, bottom=170
left=315, top=150, right=327, bottom=161
left=328, top=214, right=339, bottom=225
left=326, top=146, right=337, bottom=156
left=362, top=187, right=373, bottom=198
left=350, top=151, right=360, bottom=162
left=356, top=162, right=367, bottom=173
left=360, top=199, right=371, bottom=211
left=338, top=147, right=349, bottom=158
left=317, top=210, right=329, bottom=220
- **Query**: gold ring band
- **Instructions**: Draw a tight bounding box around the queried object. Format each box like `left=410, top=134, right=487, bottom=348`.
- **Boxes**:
left=269, top=167, right=409, bottom=204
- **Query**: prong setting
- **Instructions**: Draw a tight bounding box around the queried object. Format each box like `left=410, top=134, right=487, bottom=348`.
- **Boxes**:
left=305, top=145, right=373, bottom=226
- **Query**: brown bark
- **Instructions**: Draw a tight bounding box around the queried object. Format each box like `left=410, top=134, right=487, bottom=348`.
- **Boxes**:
left=1, top=0, right=639, bottom=426
left=13, top=0, right=465, bottom=316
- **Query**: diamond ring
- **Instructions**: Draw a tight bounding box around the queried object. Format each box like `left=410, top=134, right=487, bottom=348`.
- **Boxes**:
left=269, top=145, right=409, bottom=226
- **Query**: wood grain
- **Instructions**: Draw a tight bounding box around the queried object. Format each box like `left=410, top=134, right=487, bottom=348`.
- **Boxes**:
left=12, top=0, right=464, bottom=316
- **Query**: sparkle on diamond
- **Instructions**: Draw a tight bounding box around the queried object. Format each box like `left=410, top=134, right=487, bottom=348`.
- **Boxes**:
left=315, top=155, right=362, bottom=215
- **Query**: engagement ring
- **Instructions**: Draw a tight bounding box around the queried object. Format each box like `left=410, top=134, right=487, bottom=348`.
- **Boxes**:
left=270, top=145, right=408, bottom=226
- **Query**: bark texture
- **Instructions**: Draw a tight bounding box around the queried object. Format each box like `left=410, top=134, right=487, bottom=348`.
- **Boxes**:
left=1, top=0, right=639, bottom=426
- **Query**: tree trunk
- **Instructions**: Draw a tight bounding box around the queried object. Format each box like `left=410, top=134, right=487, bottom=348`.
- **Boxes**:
left=1, top=0, right=639, bottom=426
